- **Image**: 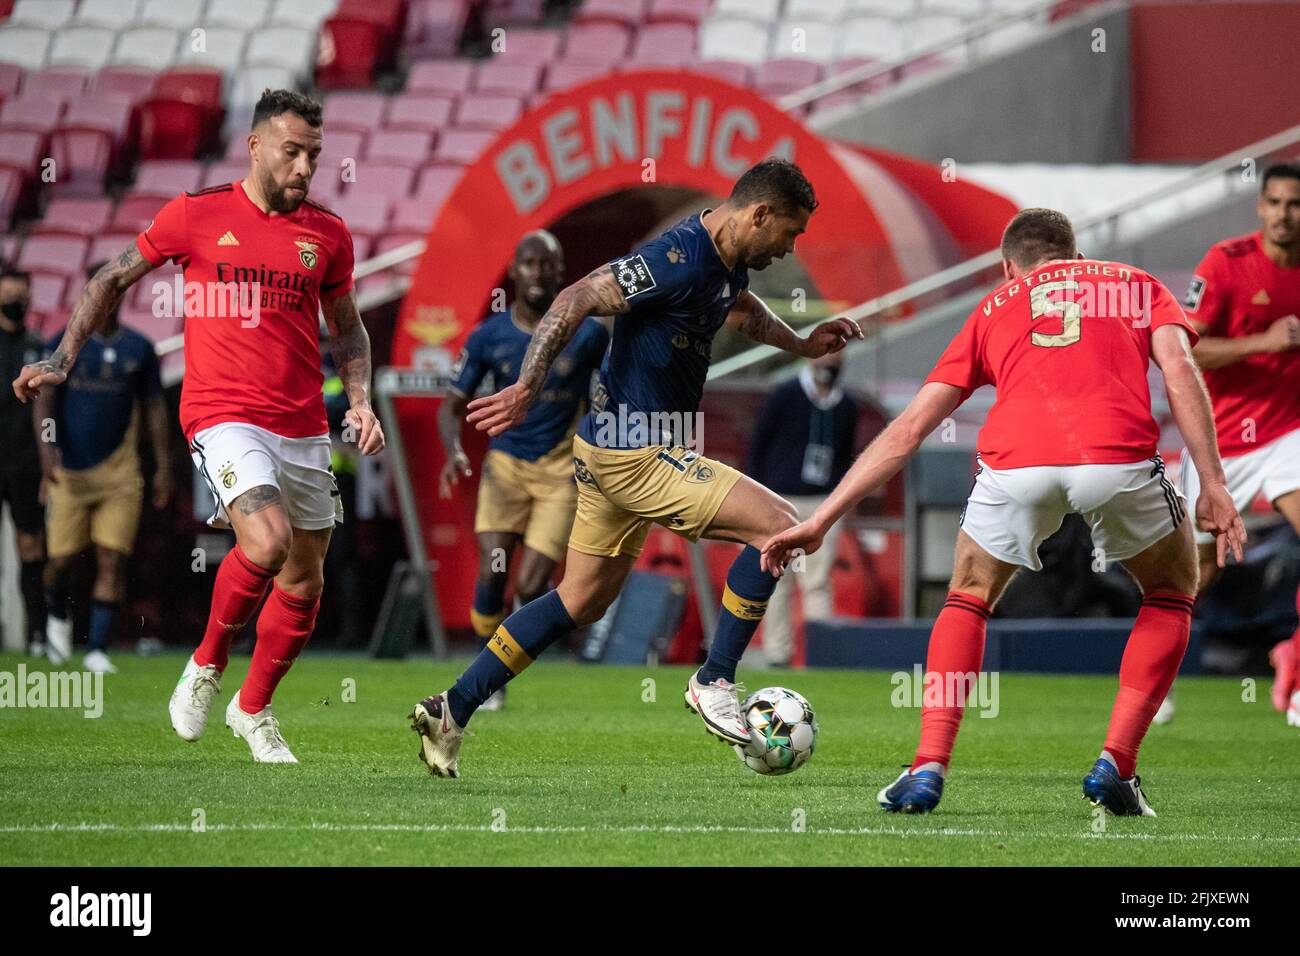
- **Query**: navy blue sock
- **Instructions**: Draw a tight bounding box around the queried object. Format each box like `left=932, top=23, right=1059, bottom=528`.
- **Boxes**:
left=698, top=546, right=778, bottom=685
left=447, top=589, right=576, bottom=727
left=469, top=579, right=507, bottom=640
left=87, top=599, right=119, bottom=653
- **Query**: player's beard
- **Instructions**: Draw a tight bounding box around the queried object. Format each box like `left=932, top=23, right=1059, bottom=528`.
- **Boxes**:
left=264, top=172, right=309, bottom=213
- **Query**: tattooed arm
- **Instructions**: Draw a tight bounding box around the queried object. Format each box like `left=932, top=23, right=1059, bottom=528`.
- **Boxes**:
left=467, top=265, right=629, bottom=437
left=322, top=289, right=384, bottom=456
left=724, top=290, right=864, bottom=358
left=12, top=243, right=155, bottom=402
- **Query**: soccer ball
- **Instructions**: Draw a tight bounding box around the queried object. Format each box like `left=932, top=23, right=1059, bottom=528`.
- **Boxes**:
left=734, top=686, right=818, bottom=775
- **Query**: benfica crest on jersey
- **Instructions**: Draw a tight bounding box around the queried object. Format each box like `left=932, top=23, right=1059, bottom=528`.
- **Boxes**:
left=295, top=239, right=319, bottom=270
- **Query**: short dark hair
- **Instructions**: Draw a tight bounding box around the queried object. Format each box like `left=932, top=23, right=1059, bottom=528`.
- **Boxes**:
left=251, top=88, right=323, bottom=131
left=1261, top=162, right=1300, bottom=193
left=729, top=158, right=818, bottom=216
left=1001, top=207, right=1077, bottom=268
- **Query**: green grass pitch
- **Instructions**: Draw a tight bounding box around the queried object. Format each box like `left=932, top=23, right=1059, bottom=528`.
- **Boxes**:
left=2, top=652, right=1297, bottom=866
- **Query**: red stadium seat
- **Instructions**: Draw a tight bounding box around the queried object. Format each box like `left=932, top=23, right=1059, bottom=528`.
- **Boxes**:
left=93, top=66, right=157, bottom=102
left=347, top=162, right=416, bottom=204
left=491, top=28, right=564, bottom=66
left=154, top=68, right=223, bottom=112
left=23, top=66, right=90, bottom=99
left=86, top=232, right=139, bottom=266
left=542, top=59, right=607, bottom=92
left=485, top=0, right=545, bottom=25
left=17, top=234, right=88, bottom=278
left=0, top=129, right=43, bottom=176
left=0, top=167, right=23, bottom=228
left=307, top=170, right=346, bottom=203
left=31, top=196, right=113, bottom=237
left=431, top=128, right=495, bottom=165
left=474, top=60, right=541, bottom=96
left=330, top=194, right=391, bottom=239
left=364, top=129, right=434, bottom=167
left=575, top=0, right=646, bottom=28
left=754, top=58, right=822, bottom=98
left=631, top=22, right=697, bottom=65
left=647, top=0, right=711, bottom=27
left=453, top=93, right=523, bottom=132
left=50, top=92, right=135, bottom=192
left=129, top=262, right=181, bottom=312
left=406, top=59, right=474, bottom=96
left=0, top=63, right=23, bottom=102
left=137, top=98, right=209, bottom=159
left=414, top=163, right=462, bottom=204
left=119, top=306, right=183, bottom=345
left=134, top=159, right=203, bottom=197
left=404, top=0, right=473, bottom=59
left=390, top=192, right=447, bottom=233
left=202, top=160, right=247, bottom=189
left=563, top=22, right=632, bottom=65
left=371, top=232, right=426, bottom=275
left=110, top=193, right=166, bottom=233
left=692, top=59, right=754, bottom=87
left=385, top=92, right=454, bottom=133
left=323, top=92, right=388, bottom=134
left=29, top=273, right=67, bottom=314
left=0, top=94, right=67, bottom=135
left=317, top=16, right=385, bottom=89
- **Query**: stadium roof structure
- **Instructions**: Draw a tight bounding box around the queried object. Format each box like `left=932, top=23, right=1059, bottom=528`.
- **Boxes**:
left=390, top=69, right=1017, bottom=369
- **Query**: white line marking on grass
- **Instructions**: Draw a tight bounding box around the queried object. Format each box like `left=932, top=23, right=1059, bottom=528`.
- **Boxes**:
left=2, top=822, right=1299, bottom=844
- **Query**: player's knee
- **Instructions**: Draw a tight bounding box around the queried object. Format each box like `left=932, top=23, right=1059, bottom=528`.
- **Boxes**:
left=14, top=532, right=43, bottom=563
left=44, top=555, right=73, bottom=590
left=239, top=531, right=292, bottom=572
left=1196, top=559, right=1219, bottom=595
left=279, top=574, right=324, bottom=601
left=557, top=582, right=615, bottom=628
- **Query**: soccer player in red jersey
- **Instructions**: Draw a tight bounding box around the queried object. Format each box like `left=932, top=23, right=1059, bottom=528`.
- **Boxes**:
left=1172, top=163, right=1300, bottom=726
left=763, top=209, right=1245, bottom=816
left=12, top=89, right=385, bottom=763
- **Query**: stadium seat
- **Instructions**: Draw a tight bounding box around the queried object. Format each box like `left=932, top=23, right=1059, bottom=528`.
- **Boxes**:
left=112, top=27, right=182, bottom=71
left=807, top=87, right=865, bottom=116
left=988, top=0, right=1043, bottom=10
left=120, top=306, right=183, bottom=345
left=348, top=162, right=416, bottom=205
left=699, top=19, right=771, bottom=65
left=453, top=93, right=523, bottom=132
left=364, top=129, right=435, bottom=167
left=17, top=234, right=88, bottom=278
left=224, top=64, right=295, bottom=135
left=414, top=162, right=461, bottom=204
left=981, top=18, right=1046, bottom=55
left=316, top=128, right=364, bottom=174
left=691, top=59, right=754, bottom=87
left=31, top=196, right=114, bottom=236
left=542, top=58, right=608, bottom=92
left=391, top=191, right=447, bottom=232
left=563, top=22, right=632, bottom=65
left=29, top=273, right=68, bottom=314
left=174, top=26, right=247, bottom=77
left=48, top=26, right=116, bottom=70
left=139, top=0, right=208, bottom=29
left=330, top=194, right=391, bottom=239
left=317, top=16, right=384, bottom=89
left=711, top=0, right=781, bottom=23
left=204, top=0, right=271, bottom=28
left=129, top=261, right=180, bottom=311
left=110, top=193, right=165, bottom=232
left=432, top=128, right=494, bottom=165
left=492, top=27, right=564, bottom=66
left=907, top=15, right=967, bottom=53
left=0, top=27, right=51, bottom=71
left=0, top=62, right=22, bottom=100
left=630, top=22, right=697, bottom=65
left=923, top=0, right=988, bottom=15
left=137, top=98, right=210, bottom=159
left=838, top=16, right=907, bottom=60
left=51, top=94, right=135, bottom=195
left=0, top=129, right=42, bottom=178
left=9, top=0, right=76, bottom=30
left=22, top=66, right=89, bottom=100
left=575, top=0, right=646, bottom=28
left=0, top=94, right=65, bottom=135
left=370, top=232, right=426, bottom=275
left=755, top=58, right=823, bottom=99
left=308, top=169, right=345, bottom=203
left=271, top=0, right=339, bottom=30
left=474, top=60, right=542, bottom=96
left=404, top=0, right=473, bottom=59
left=646, top=0, right=711, bottom=27
left=155, top=67, right=223, bottom=110
left=772, top=19, right=838, bottom=63
left=385, top=92, right=454, bottom=133
left=323, top=91, right=388, bottom=134
left=406, top=59, right=474, bottom=96
left=134, top=159, right=203, bottom=197
left=202, top=159, right=247, bottom=188
left=246, top=26, right=316, bottom=78
left=86, top=233, right=139, bottom=267
left=848, top=0, right=918, bottom=12
left=93, top=65, right=158, bottom=101
left=485, top=0, right=546, bottom=25
left=74, top=0, right=143, bottom=28
left=787, top=0, right=851, bottom=19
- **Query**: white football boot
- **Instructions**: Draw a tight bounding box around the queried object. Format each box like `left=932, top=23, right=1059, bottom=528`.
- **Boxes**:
left=1151, top=693, right=1175, bottom=726
left=83, top=649, right=117, bottom=674
left=683, top=670, right=750, bottom=746
left=45, top=615, right=72, bottom=666
left=409, top=692, right=464, bottom=778
left=168, top=655, right=222, bottom=741
left=225, top=691, right=298, bottom=763
left=1287, top=690, right=1300, bottom=728
left=480, top=686, right=507, bottom=711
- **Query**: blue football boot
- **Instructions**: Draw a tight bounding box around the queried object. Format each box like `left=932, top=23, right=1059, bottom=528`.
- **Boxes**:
left=1082, top=758, right=1156, bottom=817
left=877, top=768, right=944, bottom=813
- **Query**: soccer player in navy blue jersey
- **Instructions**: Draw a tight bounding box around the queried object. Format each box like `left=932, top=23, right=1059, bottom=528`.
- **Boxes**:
left=438, top=231, right=608, bottom=710
left=411, top=159, right=862, bottom=777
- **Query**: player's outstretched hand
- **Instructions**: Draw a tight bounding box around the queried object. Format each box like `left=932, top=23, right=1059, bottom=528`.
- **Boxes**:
left=802, top=317, right=864, bottom=358
left=439, top=450, right=472, bottom=499
left=1262, top=314, right=1300, bottom=353
left=1196, top=479, right=1246, bottom=568
left=344, top=404, right=386, bottom=456
left=760, top=519, right=827, bottom=579
left=11, top=361, right=66, bottom=403
left=467, top=381, right=532, bottom=437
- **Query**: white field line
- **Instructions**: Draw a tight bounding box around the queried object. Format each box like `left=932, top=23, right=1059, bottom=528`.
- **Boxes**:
left=1, top=822, right=1298, bottom=844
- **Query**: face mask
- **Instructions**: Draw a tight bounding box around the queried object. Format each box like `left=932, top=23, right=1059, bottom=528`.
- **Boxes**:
left=814, top=364, right=841, bottom=387
left=1, top=300, right=28, bottom=325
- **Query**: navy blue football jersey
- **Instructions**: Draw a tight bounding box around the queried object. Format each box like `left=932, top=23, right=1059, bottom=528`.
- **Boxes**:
left=451, top=308, right=608, bottom=461
left=577, top=212, right=749, bottom=449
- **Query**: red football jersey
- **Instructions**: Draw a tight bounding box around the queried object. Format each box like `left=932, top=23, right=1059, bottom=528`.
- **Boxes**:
left=926, top=259, right=1198, bottom=469
left=1183, top=231, right=1300, bottom=458
left=136, top=181, right=355, bottom=442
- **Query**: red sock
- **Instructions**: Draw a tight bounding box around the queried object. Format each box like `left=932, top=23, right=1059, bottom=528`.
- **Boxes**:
left=194, top=545, right=275, bottom=671
left=912, top=591, right=990, bottom=772
left=1103, top=591, right=1195, bottom=778
left=239, top=583, right=320, bottom=714
left=1290, top=584, right=1300, bottom=694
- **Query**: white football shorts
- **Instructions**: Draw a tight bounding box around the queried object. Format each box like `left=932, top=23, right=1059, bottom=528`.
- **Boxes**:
left=189, top=421, right=342, bottom=531
left=959, top=454, right=1186, bottom=571
left=1179, top=425, right=1300, bottom=545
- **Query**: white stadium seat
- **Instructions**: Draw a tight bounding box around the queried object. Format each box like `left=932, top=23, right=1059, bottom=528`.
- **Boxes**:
left=74, top=0, right=144, bottom=28
left=9, top=0, right=77, bottom=30
left=245, top=27, right=316, bottom=78
left=270, top=0, right=337, bottom=29
left=786, top=0, right=851, bottom=20
left=837, top=17, right=907, bottom=60
left=981, top=17, right=1047, bottom=55
left=48, top=27, right=117, bottom=71
left=175, top=25, right=248, bottom=75
left=225, top=64, right=297, bottom=138
left=0, top=27, right=52, bottom=70
left=906, top=14, right=969, bottom=53
left=771, top=19, right=838, bottom=63
left=204, top=0, right=272, bottom=28
left=847, top=0, right=918, bottom=15
left=699, top=18, right=773, bottom=66
left=139, top=0, right=209, bottom=29
left=711, top=0, right=783, bottom=24
left=920, top=0, right=989, bottom=17
left=113, top=27, right=183, bottom=70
